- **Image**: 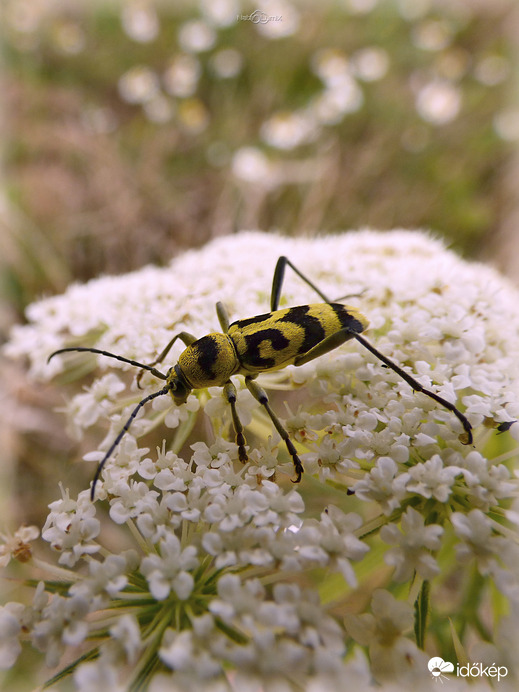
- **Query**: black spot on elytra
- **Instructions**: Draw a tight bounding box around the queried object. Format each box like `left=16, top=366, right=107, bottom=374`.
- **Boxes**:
left=232, top=311, right=273, bottom=329
left=243, top=328, right=290, bottom=368
left=331, top=304, right=365, bottom=334
left=277, top=306, right=326, bottom=354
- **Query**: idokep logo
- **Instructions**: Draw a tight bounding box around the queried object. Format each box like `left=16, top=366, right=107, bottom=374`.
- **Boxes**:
left=427, top=656, right=509, bottom=683
left=428, top=657, right=454, bottom=682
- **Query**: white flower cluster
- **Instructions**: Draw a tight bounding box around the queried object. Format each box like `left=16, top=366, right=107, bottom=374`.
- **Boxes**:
left=3, top=230, right=519, bottom=690
left=1, top=447, right=368, bottom=688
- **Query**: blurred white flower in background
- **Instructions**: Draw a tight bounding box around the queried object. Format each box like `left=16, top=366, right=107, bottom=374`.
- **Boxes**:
left=118, top=65, right=160, bottom=104
left=350, top=47, right=389, bottom=82
left=200, top=0, right=239, bottom=28
left=261, top=110, right=318, bottom=149
left=231, top=146, right=273, bottom=183
left=178, top=19, right=216, bottom=53
left=415, top=78, right=461, bottom=125
left=254, top=0, right=300, bottom=39
left=209, top=48, right=243, bottom=79
left=163, top=54, right=201, bottom=98
left=121, top=2, right=159, bottom=43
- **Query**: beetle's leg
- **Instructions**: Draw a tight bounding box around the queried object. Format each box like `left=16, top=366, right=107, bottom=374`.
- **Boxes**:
left=216, top=301, right=230, bottom=333
left=146, top=331, right=197, bottom=365
left=137, top=331, right=197, bottom=388
left=90, top=385, right=171, bottom=501
left=272, top=257, right=366, bottom=310
left=223, top=381, right=248, bottom=462
left=353, top=333, right=473, bottom=445
left=271, top=256, right=332, bottom=311
left=294, top=326, right=472, bottom=444
left=245, top=376, right=304, bottom=482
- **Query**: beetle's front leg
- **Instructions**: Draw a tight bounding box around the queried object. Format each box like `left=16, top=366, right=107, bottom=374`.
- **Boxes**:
left=137, top=331, right=197, bottom=388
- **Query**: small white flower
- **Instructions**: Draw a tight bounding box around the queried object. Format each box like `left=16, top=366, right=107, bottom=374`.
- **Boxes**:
left=140, top=533, right=198, bottom=601
left=0, top=524, right=39, bottom=566
left=108, top=481, right=159, bottom=524
left=42, top=486, right=100, bottom=566
left=136, top=496, right=182, bottom=542
left=284, top=405, right=321, bottom=443
left=345, top=589, right=427, bottom=683
left=316, top=506, right=369, bottom=585
left=0, top=603, right=24, bottom=669
left=32, top=593, right=91, bottom=667
left=381, top=507, right=443, bottom=581
left=204, top=384, right=255, bottom=429
left=69, top=554, right=130, bottom=603
left=303, top=434, right=360, bottom=480
left=210, top=573, right=265, bottom=619
left=66, top=374, right=126, bottom=437
left=353, top=456, right=408, bottom=514
left=403, top=454, right=461, bottom=502
left=190, top=439, right=235, bottom=470
left=164, top=394, right=199, bottom=429
left=109, top=615, right=142, bottom=664
left=142, top=445, right=191, bottom=487
left=246, top=440, right=282, bottom=478
left=345, top=589, right=413, bottom=645
left=159, top=626, right=222, bottom=678
left=74, top=658, right=126, bottom=692
left=451, top=509, right=506, bottom=574
left=458, top=451, right=516, bottom=511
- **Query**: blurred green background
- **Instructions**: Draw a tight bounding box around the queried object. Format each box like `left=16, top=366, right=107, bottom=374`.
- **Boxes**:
left=1, top=0, right=518, bottom=521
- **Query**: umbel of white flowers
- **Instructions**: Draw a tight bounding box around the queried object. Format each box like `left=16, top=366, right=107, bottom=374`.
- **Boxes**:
left=2, top=230, right=519, bottom=691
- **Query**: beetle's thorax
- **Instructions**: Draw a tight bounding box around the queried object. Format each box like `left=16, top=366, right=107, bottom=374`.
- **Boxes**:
left=176, top=332, right=239, bottom=389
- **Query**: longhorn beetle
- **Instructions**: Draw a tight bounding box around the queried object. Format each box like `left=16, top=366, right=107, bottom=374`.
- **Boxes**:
left=49, top=256, right=473, bottom=500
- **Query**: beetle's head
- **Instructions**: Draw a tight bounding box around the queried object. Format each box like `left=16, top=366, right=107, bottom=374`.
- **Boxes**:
left=167, top=364, right=192, bottom=405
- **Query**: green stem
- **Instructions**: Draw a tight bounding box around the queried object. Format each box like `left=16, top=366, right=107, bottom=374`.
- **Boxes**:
left=414, top=579, right=430, bottom=650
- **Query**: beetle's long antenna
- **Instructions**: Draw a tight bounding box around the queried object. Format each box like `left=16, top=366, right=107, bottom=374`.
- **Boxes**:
left=353, top=333, right=473, bottom=445
left=48, top=347, right=168, bottom=380
left=90, top=385, right=171, bottom=501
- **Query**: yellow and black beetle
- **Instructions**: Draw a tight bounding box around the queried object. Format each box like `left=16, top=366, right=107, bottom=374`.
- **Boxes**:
left=49, top=256, right=473, bottom=500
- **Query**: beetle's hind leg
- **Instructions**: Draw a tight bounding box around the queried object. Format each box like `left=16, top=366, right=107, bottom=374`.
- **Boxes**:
left=271, top=256, right=364, bottom=311
left=245, top=376, right=304, bottom=482
left=271, top=256, right=333, bottom=311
